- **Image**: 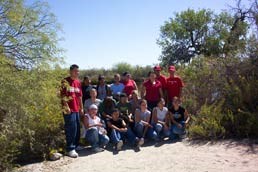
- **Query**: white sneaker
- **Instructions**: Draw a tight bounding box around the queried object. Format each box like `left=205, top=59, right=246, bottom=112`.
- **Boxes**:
left=138, top=138, right=144, bottom=146
left=116, top=140, right=123, bottom=151
left=67, top=150, right=78, bottom=158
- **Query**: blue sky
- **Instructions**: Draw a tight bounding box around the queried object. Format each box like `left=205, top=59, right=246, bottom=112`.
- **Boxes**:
left=43, top=0, right=240, bottom=69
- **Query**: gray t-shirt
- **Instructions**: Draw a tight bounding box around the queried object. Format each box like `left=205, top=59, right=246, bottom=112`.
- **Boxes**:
left=135, top=108, right=151, bottom=122
left=84, top=98, right=102, bottom=112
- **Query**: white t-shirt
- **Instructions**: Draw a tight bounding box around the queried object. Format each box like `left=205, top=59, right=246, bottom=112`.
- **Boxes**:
left=155, top=107, right=168, bottom=122
left=83, top=114, right=101, bottom=136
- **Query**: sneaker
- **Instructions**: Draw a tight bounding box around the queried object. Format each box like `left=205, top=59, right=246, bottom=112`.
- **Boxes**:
left=75, top=145, right=85, bottom=151
left=92, top=147, right=104, bottom=153
left=116, top=140, right=123, bottom=151
left=138, top=138, right=144, bottom=146
left=67, top=150, right=78, bottom=158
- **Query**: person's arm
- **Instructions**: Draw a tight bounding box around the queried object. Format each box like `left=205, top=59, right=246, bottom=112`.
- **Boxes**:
left=102, top=112, right=112, bottom=119
left=184, top=109, right=190, bottom=127
left=178, top=78, right=184, bottom=98
left=83, top=116, right=102, bottom=129
left=170, top=113, right=182, bottom=128
left=79, top=96, right=84, bottom=115
left=133, top=80, right=138, bottom=91
left=152, top=108, right=158, bottom=124
left=107, top=121, right=121, bottom=131
left=60, top=79, right=71, bottom=114
left=159, top=87, right=164, bottom=99
left=135, top=109, right=141, bottom=123
left=141, top=85, right=146, bottom=99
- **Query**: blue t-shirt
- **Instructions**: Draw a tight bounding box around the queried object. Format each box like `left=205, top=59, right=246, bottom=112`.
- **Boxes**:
left=110, top=83, right=124, bottom=95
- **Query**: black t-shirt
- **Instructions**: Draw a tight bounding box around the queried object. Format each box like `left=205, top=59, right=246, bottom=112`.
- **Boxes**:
left=170, top=106, right=185, bottom=123
left=110, top=118, right=124, bottom=128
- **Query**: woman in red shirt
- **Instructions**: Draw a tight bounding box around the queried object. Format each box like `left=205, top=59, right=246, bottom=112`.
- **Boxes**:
left=122, top=72, right=138, bottom=99
left=141, top=71, right=163, bottom=111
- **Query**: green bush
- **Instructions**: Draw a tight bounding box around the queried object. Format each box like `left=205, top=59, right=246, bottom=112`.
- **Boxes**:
left=180, top=56, right=258, bottom=139
left=0, top=56, right=66, bottom=170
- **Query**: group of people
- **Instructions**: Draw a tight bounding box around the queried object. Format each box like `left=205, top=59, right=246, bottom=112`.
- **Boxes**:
left=61, top=64, right=190, bottom=158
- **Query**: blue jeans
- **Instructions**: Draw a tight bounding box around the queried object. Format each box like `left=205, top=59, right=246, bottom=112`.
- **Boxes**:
left=110, top=128, right=137, bottom=145
left=154, top=123, right=170, bottom=138
left=134, top=122, right=158, bottom=140
left=85, top=128, right=109, bottom=148
left=63, top=112, right=81, bottom=152
left=169, top=121, right=186, bottom=140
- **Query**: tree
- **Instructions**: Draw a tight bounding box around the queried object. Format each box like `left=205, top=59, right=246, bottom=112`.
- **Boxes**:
left=0, top=0, right=62, bottom=69
left=158, top=0, right=257, bottom=66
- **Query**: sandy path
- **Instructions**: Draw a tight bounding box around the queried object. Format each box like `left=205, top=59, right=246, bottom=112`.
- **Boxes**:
left=18, top=140, right=258, bottom=172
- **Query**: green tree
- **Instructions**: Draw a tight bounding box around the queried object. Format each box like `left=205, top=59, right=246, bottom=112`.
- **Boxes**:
left=0, top=0, right=62, bottom=69
left=157, top=0, right=257, bottom=66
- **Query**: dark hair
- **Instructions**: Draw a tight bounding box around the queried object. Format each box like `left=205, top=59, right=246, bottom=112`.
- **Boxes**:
left=112, top=108, right=119, bottom=114
left=120, top=93, right=127, bottom=98
left=70, top=64, right=79, bottom=71
left=139, top=99, right=147, bottom=106
left=98, top=75, right=105, bottom=81
left=148, top=71, right=156, bottom=77
left=84, top=76, right=90, bottom=80
left=122, top=72, right=129, bottom=76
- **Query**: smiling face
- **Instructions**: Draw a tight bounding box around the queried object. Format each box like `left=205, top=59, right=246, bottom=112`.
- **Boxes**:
left=89, top=107, right=98, bottom=117
left=149, top=72, right=156, bottom=82
left=114, top=74, right=120, bottom=83
left=158, top=99, right=165, bottom=109
left=90, top=89, right=97, bottom=98
left=140, top=100, right=147, bottom=111
left=172, top=97, right=180, bottom=108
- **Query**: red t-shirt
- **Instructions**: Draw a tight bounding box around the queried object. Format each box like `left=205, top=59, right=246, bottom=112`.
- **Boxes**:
left=143, top=80, right=162, bottom=102
left=123, top=79, right=136, bottom=96
left=156, top=74, right=167, bottom=90
left=61, top=77, right=82, bottom=112
left=166, top=76, right=184, bottom=101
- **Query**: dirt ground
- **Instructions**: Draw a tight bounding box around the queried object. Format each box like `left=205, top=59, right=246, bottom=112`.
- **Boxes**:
left=17, top=139, right=258, bottom=172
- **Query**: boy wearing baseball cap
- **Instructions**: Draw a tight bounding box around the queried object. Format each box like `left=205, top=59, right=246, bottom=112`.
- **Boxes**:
left=166, top=65, right=184, bottom=107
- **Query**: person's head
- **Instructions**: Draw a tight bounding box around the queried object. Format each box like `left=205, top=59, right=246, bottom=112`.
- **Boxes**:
left=83, top=76, right=91, bottom=85
left=98, top=75, right=105, bottom=85
left=111, top=108, right=120, bottom=120
left=120, top=93, right=128, bottom=103
left=157, top=98, right=165, bottom=109
left=90, top=88, right=97, bottom=98
left=172, top=96, right=181, bottom=108
left=148, top=71, right=156, bottom=82
left=69, top=64, right=79, bottom=79
left=103, top=97, right=115, bottom=108
left=153, top=65, right=162, bottom=76
left=168, top=65, right=176, bottom=77
left=139, top=99, right=148, bottom=111
left=122, top=72, right=131, bottom=82
left=114, top=74, right=121, bottom=83
left=88, top=104, right=98, bottom=117
left=131, top=90, right=139, bottom=100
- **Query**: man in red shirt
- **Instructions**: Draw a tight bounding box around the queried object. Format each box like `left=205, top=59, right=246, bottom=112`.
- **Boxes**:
left=166, top=65, right=184, bottom=107
left=61, top=64, right=84, bottom=158
left=153, top=65, right=167, bottom=90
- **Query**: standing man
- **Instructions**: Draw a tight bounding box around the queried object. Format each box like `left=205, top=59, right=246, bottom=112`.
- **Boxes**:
left=153, top=65, right=167, bottom=91
left=61, top=64, right=84, bottom=158
left=166, top=65, right=184, bottom=108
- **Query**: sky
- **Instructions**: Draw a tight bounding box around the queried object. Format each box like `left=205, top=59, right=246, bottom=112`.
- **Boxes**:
left=41, top=0, right=242, bottom=69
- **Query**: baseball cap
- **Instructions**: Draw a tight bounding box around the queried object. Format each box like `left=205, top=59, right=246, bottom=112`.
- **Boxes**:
left=89, top=104, right=98, bottom=110
left=153, top=65, right=161, bottom=71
